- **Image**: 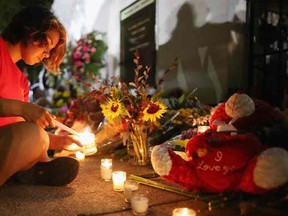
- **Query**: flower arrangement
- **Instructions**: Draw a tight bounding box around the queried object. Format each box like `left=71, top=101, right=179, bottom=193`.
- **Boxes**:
left=64, top=51, right=171, bottom=143
left=67, top=52, right=168, bottom=165
left=100, top=52, right=167, bottom=126
left=66, top=31, right=108, bottom=80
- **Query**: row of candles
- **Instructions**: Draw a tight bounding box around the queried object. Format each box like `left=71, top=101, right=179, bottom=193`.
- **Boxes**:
left=100, top=159, right=149, bottom=215
left=67, top=123, right=200, bottom=215
left=99, top=158, right=196, bottom=216
left=73, top=144, right=197, bottom=215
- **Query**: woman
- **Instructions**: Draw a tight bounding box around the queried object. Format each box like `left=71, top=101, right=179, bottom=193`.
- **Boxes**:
left=0, top=5, right=82, bottom=186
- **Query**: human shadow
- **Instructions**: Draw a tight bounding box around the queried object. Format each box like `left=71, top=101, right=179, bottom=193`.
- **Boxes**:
left=157, top=2, right=246, bottom=105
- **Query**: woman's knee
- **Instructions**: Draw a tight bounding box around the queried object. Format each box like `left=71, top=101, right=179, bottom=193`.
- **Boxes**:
left=19, top=122, right=50, bottom=152
left=4, top=122, right=50, bottom=155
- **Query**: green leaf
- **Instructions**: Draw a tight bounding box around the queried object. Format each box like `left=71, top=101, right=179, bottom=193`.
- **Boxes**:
left=178, top=93, right=185, bottom=104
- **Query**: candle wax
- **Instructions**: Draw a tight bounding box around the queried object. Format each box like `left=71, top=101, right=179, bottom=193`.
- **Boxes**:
left=172, top=207, right=196, bottom=216
left=131, top=193, right=149, bottom=215
left=101, top=159, right=112, bottom=180
left=112, top=171, right=126, bottom=191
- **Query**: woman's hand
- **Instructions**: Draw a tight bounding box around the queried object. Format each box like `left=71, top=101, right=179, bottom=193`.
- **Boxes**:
left=48, top=133, right=83, bottom=151
left=0, top=98, right=55, bottom=129
left=21, top=102, right=55, bottom=129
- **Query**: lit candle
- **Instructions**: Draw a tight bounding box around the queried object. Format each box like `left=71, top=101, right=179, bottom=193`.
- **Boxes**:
left=79, top=130, right=97, bottom=155
left=100, top=158, right=112, bottom=181
left=75, top=151, right=85, bottom=161
left=197, top=126, right=210, bottom=134
left=172, top=208, right=196, bottom=216
left=131, top=192, right=149, bottom=215
left=112, top=171, right=126, bottom=191
left=124, top=179, right=139, bottom=202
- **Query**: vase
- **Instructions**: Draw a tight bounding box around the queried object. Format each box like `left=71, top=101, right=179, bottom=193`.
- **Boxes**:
left=127, top=123, right=149, bottom=166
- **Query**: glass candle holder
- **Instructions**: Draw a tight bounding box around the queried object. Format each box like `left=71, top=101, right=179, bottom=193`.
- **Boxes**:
left=172, top=208, right=196, bottom=216
left=131, top=192, right=149, bottom=216
left=75, top=151, right=85, bottom=161
left=112, top=171, right=126, bottom=191
left=100, top=158, right=112, bottom=181
left=79, top=131, right=97, bottom=155
left=124, top=179, right=139, bottom=202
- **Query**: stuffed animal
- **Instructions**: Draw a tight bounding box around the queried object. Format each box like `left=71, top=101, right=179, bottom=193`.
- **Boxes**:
left=151, top=93, right=288, bottom=193
left=209, top=93, right=288, bottom=148
left=151, top=131, right=288, bottom=194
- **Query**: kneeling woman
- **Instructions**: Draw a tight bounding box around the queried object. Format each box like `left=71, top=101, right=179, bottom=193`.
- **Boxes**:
left=0, top=6, right=82, bottom=186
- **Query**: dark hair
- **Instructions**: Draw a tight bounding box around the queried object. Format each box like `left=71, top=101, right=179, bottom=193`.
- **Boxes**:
left=2, top=5, right=67, bottom=73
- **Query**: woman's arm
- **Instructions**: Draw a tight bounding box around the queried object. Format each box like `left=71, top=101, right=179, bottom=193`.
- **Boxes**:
left=0, top=98, right=55, bottom=128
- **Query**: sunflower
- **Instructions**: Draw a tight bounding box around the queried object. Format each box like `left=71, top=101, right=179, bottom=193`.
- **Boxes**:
left=142, top=101, right=167, bottom=122
left=100, top=99, right=127, bottom=121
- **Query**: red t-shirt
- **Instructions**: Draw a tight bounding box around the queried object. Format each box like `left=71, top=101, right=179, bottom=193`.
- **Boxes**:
left=0, top=37, right=29, bottom=126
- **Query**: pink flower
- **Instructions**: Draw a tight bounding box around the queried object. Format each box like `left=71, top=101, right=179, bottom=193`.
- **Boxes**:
left=84, top=56, right=91, bottom=64
left=77, top=39, right=83, bottom=45
left=74, top=60, right=83, bottom=67
left=72, top=52, right=81, bottom=60
left=83, top=52, right=90, bottom=58
left=91, top=47, right=96, bottom=53
left=82, top=45, right=90, bottom=52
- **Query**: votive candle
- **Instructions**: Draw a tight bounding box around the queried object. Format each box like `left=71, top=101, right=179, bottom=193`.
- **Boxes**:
left=131, top=192, right=149, bottom=215
left=79, top=131, right=97, bottom=155
left=100, top=158, right=112, bottom=181
left=112, top=171, right=126, bottom=191
left=75, top=151, right=85, bottom=161
left=124, top=179, right=139, bottom=202
left=172, top=207, right=196, bottom=216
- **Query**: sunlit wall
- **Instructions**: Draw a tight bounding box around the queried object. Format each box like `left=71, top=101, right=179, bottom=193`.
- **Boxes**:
left=52, top=0, right=246, bottom=104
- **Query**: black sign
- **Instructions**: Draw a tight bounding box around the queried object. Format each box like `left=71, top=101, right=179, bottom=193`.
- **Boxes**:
left=120, top=0, right=156, bottom=86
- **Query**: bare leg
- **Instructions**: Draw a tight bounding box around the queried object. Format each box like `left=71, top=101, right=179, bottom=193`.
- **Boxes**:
left=0, top=122, right=49, bottom=185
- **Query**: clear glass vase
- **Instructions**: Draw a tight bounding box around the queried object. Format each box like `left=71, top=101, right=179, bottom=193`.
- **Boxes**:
left=127, top=123, right=149, bottom=166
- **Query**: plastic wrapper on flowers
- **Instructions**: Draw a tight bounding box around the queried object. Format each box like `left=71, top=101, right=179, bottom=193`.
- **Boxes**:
left=148, top=107, right=211, bottom=146
left=94, top=118, right=127, bottom=147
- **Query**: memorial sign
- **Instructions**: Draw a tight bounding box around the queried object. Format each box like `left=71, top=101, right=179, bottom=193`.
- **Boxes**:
left=120, top=0, right=156, bottom=86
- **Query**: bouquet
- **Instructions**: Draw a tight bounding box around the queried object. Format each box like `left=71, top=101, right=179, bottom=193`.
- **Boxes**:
left=100, top=52, right=167, bottom=127
left=68, top=31, right=108, bottom=80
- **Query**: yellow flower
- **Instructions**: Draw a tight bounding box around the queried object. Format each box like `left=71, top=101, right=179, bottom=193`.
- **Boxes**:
left=142, top=101, right=167, bottom=122
left=100, top=99, right=127, bottom=121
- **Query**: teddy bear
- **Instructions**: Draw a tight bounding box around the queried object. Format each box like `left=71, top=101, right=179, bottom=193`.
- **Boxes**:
left=151, top=93, right=288, bottom=194
left=209, top=93, right=288, bottom=148
left=151, top=130, right=288, bottom=194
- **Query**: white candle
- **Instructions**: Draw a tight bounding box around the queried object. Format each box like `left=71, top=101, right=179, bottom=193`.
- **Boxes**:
left=79, top=131, right=97, bottom=155
left=75, top=151, right=85, bottom=161
left=172, top=208, right=196, bottom=216
left=100, top=158, right=112, bottom=181
left=124, top=179, right=139, bottom=202
left=54, top=120, right=80, bottom=136
left=112, top=171, right=126, bottom=191
left=131, top=192, right=149, bottom=215
left=197, top=126, right=210, bottom=134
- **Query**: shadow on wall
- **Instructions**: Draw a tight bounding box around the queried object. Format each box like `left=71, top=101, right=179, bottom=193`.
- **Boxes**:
left=157, top=2, right=246, bottom=105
